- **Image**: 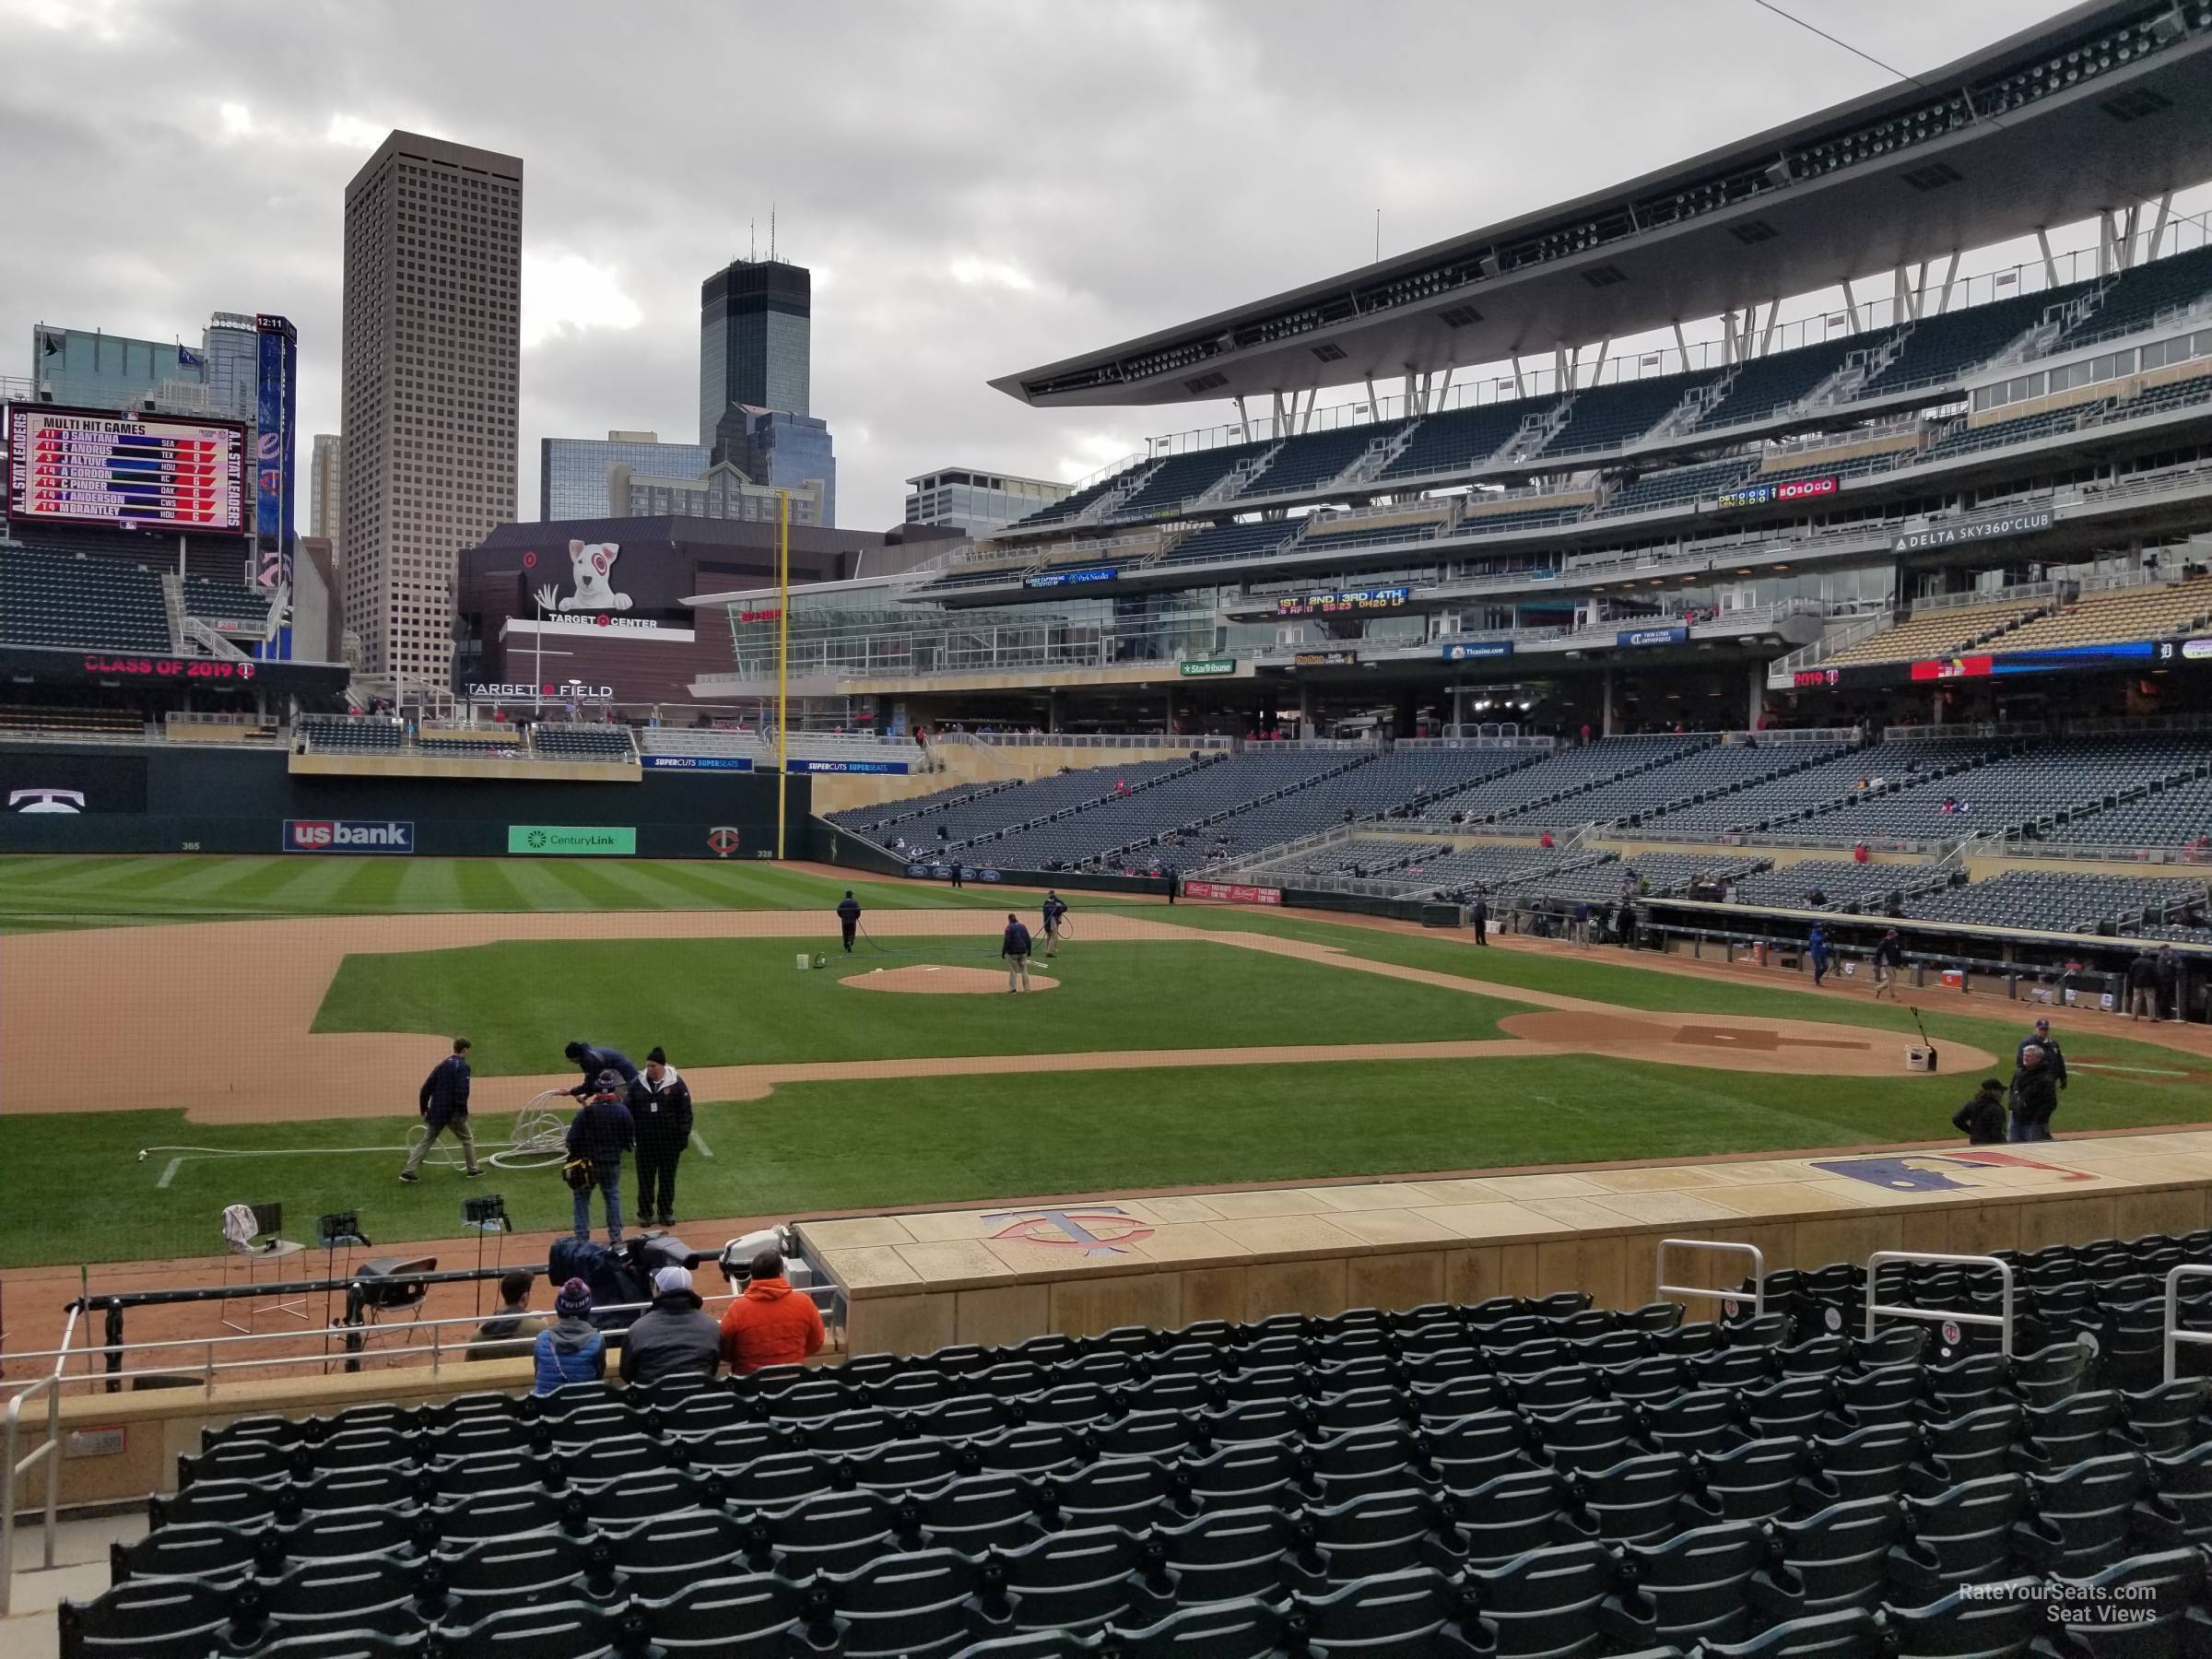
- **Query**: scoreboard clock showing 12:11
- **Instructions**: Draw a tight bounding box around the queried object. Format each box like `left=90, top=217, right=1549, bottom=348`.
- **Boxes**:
left=5, top=404, right=247, bottom=535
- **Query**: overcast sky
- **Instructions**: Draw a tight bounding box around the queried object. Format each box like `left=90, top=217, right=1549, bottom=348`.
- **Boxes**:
left=0, top=0, right=2119, bottom=532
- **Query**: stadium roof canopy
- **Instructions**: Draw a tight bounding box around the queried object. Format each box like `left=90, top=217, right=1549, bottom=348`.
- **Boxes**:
left=994, top=0, right=2212, bottom=409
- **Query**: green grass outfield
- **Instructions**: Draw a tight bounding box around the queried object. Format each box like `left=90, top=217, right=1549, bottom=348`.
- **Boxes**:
left=312, top=937, right=1522, bottom=1067
left=2, top=853, right=2206, bottom=1268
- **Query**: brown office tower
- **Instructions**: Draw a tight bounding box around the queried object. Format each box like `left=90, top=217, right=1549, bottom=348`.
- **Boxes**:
left=339, top=131, right=523, bottom=688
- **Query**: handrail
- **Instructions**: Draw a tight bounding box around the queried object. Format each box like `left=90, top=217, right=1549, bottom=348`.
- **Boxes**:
left=2163, top=1264, right=2212, bottom=1384
left=0, top=1300, right=75, bottom=1617
left=1655, top=1239, right=1766, bottom=1317
left=1865, top=1249, right=2014, bottom=1357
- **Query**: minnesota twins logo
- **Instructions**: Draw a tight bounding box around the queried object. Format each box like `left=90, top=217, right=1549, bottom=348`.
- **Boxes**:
left=1812, top=1148, right=2096, bottom=1194
left=983, top=1206, right=1154, bottom=1256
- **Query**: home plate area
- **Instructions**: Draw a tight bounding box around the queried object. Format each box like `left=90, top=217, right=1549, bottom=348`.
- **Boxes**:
left=843, top=964, right=1062, bottom=994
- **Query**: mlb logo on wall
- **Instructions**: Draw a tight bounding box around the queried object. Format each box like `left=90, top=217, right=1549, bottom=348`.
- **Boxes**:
left=284, top=819, right=417, bottom=854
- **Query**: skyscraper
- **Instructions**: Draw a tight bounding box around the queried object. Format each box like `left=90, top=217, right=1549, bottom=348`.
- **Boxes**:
left=699, top=258, right=809, bottom=444
left=539, top=430, right=709, bottom=521
left=340, top=130, right=522, bottom=685
left=710, top=406, right=837, bottom=527
left=310, top=433, right=342, bottom=542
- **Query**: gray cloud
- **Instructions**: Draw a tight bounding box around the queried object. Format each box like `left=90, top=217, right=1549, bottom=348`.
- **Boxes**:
left=0, top=0, right=2079, bottom=530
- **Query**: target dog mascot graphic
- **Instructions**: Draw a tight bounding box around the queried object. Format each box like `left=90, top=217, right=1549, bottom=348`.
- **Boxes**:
left=533, top=540, right=630, bottom=613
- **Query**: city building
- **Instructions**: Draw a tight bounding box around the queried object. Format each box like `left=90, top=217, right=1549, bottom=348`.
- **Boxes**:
left=309, top=434, right=342, bottom=542
left=539, top=430, right=709, bottom=521
left=339, top=129, right=523, bottom=687
left=904, top=465, right=1071, bottom=535
left=453, top=512, right=958, bottom=713
left=29, top=314, right=261, bottom=420
left=699, top=257, right=809, bottom=443
left=709, top=406, right=836, bottom=525
left=609, top=459, right=823, bottom=527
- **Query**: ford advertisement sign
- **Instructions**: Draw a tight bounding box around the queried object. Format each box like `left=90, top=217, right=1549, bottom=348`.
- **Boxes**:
left=285, top=819, right=416, bottom=853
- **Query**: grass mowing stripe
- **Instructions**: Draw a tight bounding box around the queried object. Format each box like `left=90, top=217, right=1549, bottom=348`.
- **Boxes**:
left=537, top=858, right=674, bottom=910
left=452, top=857, right=533, bottom=914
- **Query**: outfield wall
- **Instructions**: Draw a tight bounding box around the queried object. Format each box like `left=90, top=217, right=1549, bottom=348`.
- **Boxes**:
left=0, top=742, right=806, bottom=860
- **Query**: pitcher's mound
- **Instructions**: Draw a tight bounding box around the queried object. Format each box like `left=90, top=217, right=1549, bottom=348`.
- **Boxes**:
left=843, top=964, right=1060, bottom=995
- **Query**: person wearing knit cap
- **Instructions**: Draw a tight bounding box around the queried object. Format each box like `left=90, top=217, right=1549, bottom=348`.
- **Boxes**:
left=618, top=1263, right=721, bottom=1387
left=632, top=1046, right=693, bottom=1230
left=566, top=1072, right=635, bottom=1244
left=533, top=1277, right=606, bottom=1394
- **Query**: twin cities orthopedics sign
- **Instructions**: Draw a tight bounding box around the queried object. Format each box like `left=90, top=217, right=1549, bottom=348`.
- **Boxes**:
left=1617, top=625, right=1688, bottom=647
left=1275, top=586, right=1410, bottom=618
left=1023, top=566, right=1117, bottom=589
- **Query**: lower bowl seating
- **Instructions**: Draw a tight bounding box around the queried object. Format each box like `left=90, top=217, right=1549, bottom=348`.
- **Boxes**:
left=59, top=1227, right=2212, bottom=1657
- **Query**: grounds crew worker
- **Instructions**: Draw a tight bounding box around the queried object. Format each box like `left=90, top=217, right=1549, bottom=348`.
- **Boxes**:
left=2018, top=1017, right=2069, bottom=1088
left=1041, top=890, right=1068, bottom=959
left=400, top=1037, right=481, bottom=1182
left=563, top=1040, right=638, bottom=1099
left=1002, top=912, right=1034, bottom=993
left=632, top=1046, right=692, bottom=1230
left=836, top=890, right=862, bottom=954
left=566, top=1070, right=636, bottom=1243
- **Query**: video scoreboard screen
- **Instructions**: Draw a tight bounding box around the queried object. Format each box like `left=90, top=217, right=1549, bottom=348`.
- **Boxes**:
left=5, top=404, right=247, bottom=535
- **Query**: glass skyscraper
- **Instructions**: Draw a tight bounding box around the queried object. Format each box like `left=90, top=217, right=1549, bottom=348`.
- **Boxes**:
left=699, top=259, right=809, bottom=443
left=540, top=430, right=710, bottom=520
left=711, top=406, right=836, bottom=528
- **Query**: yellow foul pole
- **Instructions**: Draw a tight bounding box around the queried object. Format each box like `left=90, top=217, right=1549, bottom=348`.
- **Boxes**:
left=775, top=489, right=790, bottom=858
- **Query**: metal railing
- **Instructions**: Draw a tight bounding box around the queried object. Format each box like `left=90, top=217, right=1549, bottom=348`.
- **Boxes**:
left=0, top=1300, right=76, bottom=1618
left=1654, top=1240, right=1765, bottom=1317
left=1864, top=1250, right=2014, bottom=1357
left=2163, top=1265, right=2212, bottom=1384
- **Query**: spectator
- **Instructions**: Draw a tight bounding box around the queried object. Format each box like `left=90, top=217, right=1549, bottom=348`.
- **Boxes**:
left=469, top=1268, right=547, bottom=1361
left=2126, top=948, right=2160, bottom=1021
left=1852, top=843, right=1871, bottom=864
left=619, top=1266, right=722, bottom=1387
left=1951, top=1079, right=2008, bottom=1146
left=719, top=1248, right=826, bottom=1374
left=399, top=1037, right=480, bottom=1182
left=567, top=1071, right=636, bottom=1243
left=534, top=1278, right=606, bottom=1393
left=1538, top=830, right=1555, bottom=850
left=1804, top=886, right=1828, bottom=908
left=2018, top=1017, right=2069, bottom=1088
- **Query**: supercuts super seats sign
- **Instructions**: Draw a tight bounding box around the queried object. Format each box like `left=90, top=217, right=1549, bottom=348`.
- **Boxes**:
left=0, top=751, right=148, bottom=815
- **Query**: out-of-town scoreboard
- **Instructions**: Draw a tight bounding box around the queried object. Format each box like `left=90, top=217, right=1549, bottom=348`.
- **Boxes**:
left=5, top=404, right=247, bottom=535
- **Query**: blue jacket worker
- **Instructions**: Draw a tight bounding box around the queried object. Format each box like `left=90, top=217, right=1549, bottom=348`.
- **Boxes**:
left=836, top=891, right=862, bottom=954
left=563, top=1041, right=638, bottom=1099
left=534, top=1277, right=606, bottom=1394
left=1002, top=913, right=1034, bottom=993
left=567, top=1071, right=636, bottom=1243
left=1807, top=925, right=1831, bottom=986
left=400, top=1038, right=480, bottom=1182
left=632, top=1046, right=693, bottom=1230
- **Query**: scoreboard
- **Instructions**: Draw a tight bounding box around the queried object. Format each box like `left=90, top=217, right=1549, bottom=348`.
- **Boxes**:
left=5, top=404, right=247, bottom=535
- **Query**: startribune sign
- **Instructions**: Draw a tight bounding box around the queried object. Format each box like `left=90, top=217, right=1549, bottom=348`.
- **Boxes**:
left=1179, top=658, right=1236, bottom=677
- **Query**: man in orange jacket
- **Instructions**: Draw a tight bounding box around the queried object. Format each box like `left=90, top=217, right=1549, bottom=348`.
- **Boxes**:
left=718, top=1247, right=826, bottom=1373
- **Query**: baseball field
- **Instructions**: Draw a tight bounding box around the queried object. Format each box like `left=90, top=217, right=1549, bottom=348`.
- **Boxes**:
left=3, top=852, right=2209, bottom=1271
